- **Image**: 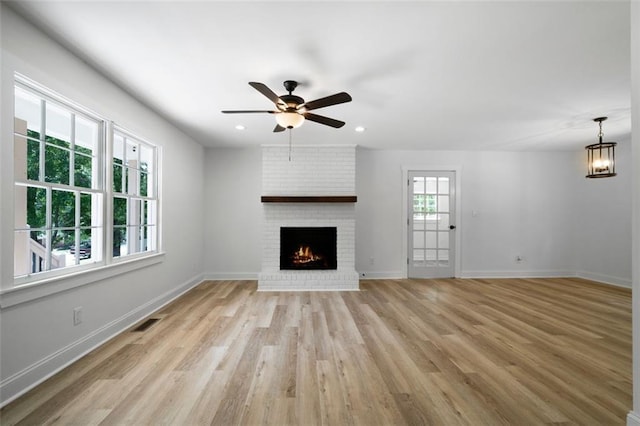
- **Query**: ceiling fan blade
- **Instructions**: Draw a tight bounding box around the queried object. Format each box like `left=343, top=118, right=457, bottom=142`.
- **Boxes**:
left=300, top=92, right=352, bottom=111
left=249, top=82, right=286, bottom=107
left=273, top=124, right=286, bottom=132
left=304, top=112, right=345, bottom=128
left=221, top=110, right=277, bottom=114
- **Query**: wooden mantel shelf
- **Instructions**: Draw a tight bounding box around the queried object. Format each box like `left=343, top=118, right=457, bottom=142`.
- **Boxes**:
left=261, top=196, right=357, bottom=203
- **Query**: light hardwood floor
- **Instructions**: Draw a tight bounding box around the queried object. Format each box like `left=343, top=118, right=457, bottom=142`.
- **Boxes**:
left=0, top=278, right=632, bottom=425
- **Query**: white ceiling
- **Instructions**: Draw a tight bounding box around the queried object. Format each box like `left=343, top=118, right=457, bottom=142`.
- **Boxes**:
left=7, top=1, right=631, bottom=151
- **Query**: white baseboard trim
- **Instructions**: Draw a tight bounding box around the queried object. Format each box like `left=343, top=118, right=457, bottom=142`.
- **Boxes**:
left=203, top=272, right=258, bottom=281
left=627, top=411, right=640, bottom=426
left=0, top=273, right=205, bottom=408
left=575, top=271, right=632, bottom=289
left=460, top=270, right=575, bottom=279
left=357, top=271, right=404, bottom=279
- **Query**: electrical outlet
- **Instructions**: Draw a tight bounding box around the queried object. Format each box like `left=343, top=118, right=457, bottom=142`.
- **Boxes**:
left=73, top=307, right=82, bottom=326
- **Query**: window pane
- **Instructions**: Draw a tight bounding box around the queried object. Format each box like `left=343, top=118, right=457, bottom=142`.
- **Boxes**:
left=140, top=172, right=148, bottom=197
left=51, top=189, right=75, bottom=229
left=113, top=164, right=123, bottom=193
left=46, top=102, right=71, bottom=145
left=80, top=193, right=92, bottom=227
left=113, top=197, right=127, bottom=226
left=45, top=144, right=70, bottom=184
left=139, top=226, right=149, bottom=252
left=125, top=167, right=138, bottom=195
left=126, top=141, right=137, bottom=167
left=140, top=144, right=153, bottom=174
left=26, top=186, right=47, bottom=229
left=74, top=153, right=92, bottom=188
left=15, top=86, right=42, bottom=133
left=53, top=229, right=74, bottom=252
left=75, top=115, right=98, bottom=153
left=131, top=199, right=142, bottom=225
left=27, top=138, right=40, bottom=181
left=113, top=227, right=127, bottom=257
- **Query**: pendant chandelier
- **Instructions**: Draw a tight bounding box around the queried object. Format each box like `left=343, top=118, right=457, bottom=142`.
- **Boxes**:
left=585, top=117, right=617, bottom=178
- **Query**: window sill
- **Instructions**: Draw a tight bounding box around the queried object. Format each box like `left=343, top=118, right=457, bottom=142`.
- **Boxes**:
left=0, top=252, right=165, bottom=308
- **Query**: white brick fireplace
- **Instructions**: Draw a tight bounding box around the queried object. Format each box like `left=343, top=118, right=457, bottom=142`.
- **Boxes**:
left=258, top=144, right=359, bottom=291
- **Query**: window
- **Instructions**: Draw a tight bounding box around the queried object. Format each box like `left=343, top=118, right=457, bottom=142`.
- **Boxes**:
left=112, top=129, right=158, bottom=258
left=13, top=77, right=159, bottom=283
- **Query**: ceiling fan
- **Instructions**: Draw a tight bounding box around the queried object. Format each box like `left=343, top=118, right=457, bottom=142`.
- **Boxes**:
left=222, top=80, right=352, bottom=132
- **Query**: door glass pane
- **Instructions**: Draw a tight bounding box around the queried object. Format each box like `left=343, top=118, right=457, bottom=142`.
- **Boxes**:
left=413, top=219, right=425, bottom=230
left=413, top=177, right=424, bottom=194
left=413, top=231, right=425, bottom=248
left=425, top=177, right=437, bottom=194
left=438, top=231, right=449, bottom=249
left=413, top=249, right=424, bottom=263
left=438, top=250, right=450, bottom=266
left=437, top=195, right=449, bottom=213
left=438, top=177, right=449, bottom=194
left=426, top=249, right=437, bottom=266
left=425, top=231, right=436, bottom=248
left=439, top=213, right=450, bottom=229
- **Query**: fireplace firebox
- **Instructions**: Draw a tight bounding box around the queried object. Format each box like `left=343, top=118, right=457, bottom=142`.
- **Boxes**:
left=280, top=227, right=337, bottom=270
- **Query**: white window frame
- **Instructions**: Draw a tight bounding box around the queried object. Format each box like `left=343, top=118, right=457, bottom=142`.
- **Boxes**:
left=3, top=75, right=163, bottom=308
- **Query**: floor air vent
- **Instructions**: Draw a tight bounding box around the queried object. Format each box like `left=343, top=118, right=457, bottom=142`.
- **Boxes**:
left=132, top=318, right=160, bottom=332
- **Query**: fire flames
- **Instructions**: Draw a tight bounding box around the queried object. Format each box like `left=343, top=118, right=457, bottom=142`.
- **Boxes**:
left=292, top=246, right=323, bottom=264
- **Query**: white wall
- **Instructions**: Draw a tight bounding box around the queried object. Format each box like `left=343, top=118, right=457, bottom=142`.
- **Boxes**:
left=355, top=149, right=584, bottom=279
left=203, top=147, right=262, bottom=279
left=0, top=5, right=205, bottom=405
left=574, top=139, right=633, bottom=287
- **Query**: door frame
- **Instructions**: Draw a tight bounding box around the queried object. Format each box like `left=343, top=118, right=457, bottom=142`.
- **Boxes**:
left=402, top=165, right=462, bottom=278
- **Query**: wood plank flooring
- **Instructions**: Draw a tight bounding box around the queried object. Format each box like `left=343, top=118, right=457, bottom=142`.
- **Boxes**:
left=0, top=278, right=632, bottom=425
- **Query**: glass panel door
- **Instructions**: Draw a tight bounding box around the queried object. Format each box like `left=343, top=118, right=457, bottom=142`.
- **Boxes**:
left=408, top=171, right=455, bottom=278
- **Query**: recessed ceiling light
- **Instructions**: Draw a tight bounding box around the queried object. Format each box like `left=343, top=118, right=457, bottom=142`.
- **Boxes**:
left=235, top=125, right=245, bottom=130
left=355, top=126, right=366, bottom=132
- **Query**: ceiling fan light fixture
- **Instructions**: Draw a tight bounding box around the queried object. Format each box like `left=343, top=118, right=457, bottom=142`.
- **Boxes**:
left=275, top=112, right=305, bottom=129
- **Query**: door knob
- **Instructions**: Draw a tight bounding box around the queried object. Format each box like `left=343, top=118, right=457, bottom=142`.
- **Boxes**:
left=449, top=225, right=456, bottom=230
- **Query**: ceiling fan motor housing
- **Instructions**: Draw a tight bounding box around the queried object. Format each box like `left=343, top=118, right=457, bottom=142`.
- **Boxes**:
left=280, top=94, right=304, bottom=110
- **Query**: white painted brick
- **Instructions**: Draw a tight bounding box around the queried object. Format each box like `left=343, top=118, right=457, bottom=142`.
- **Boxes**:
left=259, top=145, right=358, bottom=290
